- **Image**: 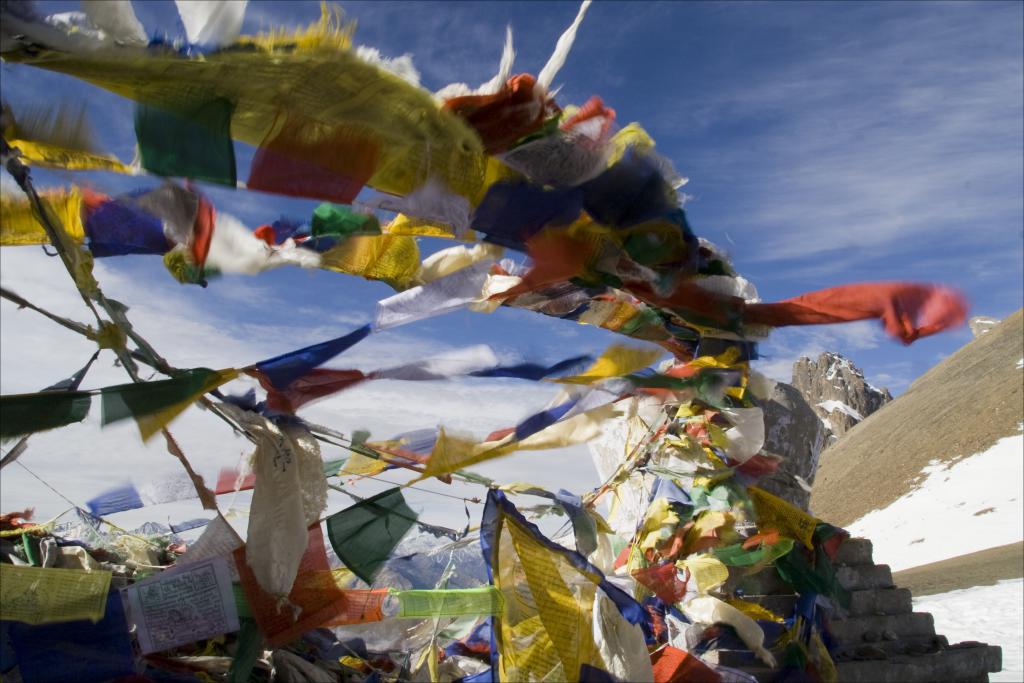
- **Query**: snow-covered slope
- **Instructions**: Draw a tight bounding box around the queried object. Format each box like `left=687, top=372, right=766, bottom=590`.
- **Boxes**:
left=811, top=309, right=1024, bottom=529
left=846, top=434, right=1023, bottom=571
left=914, top=579, right=1023, bottom=683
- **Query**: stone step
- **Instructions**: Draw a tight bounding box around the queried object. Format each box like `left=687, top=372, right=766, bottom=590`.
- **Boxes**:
left=710, top=642, right=999, bottom=683
left=834, top=643, right=1002, bottom=683
left=742, top=587, right=912, bottom=618
left=835, top=537, right=874, bottom=566
left=836, top=563, right=894, bottom=591
left=703, top=634, right=948, bottom=670
left=829, top=612, right=936, bottom=645
left=833, top=634, right=949, bottom=660
left=847, top=587, right=913, bottom=616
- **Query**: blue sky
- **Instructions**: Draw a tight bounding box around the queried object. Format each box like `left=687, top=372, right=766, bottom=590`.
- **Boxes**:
left=1, top=0, right=1022, bottom=528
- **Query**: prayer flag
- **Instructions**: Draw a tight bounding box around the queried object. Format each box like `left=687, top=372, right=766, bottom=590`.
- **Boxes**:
left=135, top=98, right=236, bottom=186
left=0, top=390, right=92, bottom=439
left=0, top=564, right=111, bottom=625
left=254, top=324, right=371, bottom=391
left=100, top=368, right=239, bottom=440
left=326, top=488, right=418, bottom=585
left=395, top=587, right=504, bottom=618
left=7, top=592, right=134, bottom=683
left=247, top=117, right=379, bottom=204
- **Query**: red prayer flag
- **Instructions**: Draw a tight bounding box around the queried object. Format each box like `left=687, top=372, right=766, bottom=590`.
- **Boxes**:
left=235, top=525, right=386, bottom=646
left=651, top=646, right=722, bottom=683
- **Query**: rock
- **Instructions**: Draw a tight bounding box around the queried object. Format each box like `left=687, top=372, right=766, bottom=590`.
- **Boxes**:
left=863, top=629, right=882, bottom=643
left=853, top=644, right=888, bottom=660
left=791, top=352, right=892, bottom=448
left=756, top=382, right=828, bottom=511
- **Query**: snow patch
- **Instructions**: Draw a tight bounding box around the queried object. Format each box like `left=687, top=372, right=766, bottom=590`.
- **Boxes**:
left=817, top=400, right=864, bottom=421
left=847, top=434, right=1024, bottom=571
left=913, top=579, right=1023, bottom=683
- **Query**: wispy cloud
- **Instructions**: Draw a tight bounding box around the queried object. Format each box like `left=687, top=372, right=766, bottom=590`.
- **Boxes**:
left=661, top=3, right=1023, bottom=266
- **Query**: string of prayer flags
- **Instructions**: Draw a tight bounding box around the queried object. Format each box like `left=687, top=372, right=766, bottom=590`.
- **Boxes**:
left=556, top=344, right=664, bottom=385
left=134, top=98, right=237, bottom=187
left=6, top=592, right=135, bottom=683
left=395, top=587, right=504, bottom=618
left=0, top=563, right=111, bottom=625
left=326, top=487, right=418, bottom=585
left=253, top=324, right=371, bottom=390
left=422, top=401, right=617, bottom=479
left=0, top=390, right=92, bottom=439
left=470, top=354, right=592, bottom=381
left=100, top=368, right=240, bottom=440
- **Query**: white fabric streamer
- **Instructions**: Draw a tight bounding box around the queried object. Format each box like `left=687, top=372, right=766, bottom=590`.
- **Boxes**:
left=435, top=26, right=515, bottom=100
left=366, top=178, right=471, bottom=235
left=720, top=407, right=766, bottom=464
left=80, top=1, right=147, bottom=45
left=174, top=0, right=247, bottom=48
left=536, top=0, right=592, bottom=92
left=355, top=45, right=421, bottom=86
left=417, top=243, right=504, bottom=286
left=178, top=514, right=243, bottom=566
left=204, top=213, right=321, bottom=275
left=374, top=261, right=492, bottom=330
left=593, top=591, right=655, bottom=682
left=220, top=406, right=326, bottom=599
left=682, top=595, right=777, bottom=668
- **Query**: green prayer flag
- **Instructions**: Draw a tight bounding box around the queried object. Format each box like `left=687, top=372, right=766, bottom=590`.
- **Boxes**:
left=311, top=203, right=381, bottom=238
left=135, top=97, right=236, bottom=186
left=325, top=488, right=417, bottom=585
left=0, top=391, right=92, bottom=439
left=395, top=587, right=504, bottom=618
left=227, top=617, right=262, bottom=683
left=713, top=538, right=795, bottom=567
left=321, top=457, right=347, bottom=478
left=100, top=368, right=233, bottom=430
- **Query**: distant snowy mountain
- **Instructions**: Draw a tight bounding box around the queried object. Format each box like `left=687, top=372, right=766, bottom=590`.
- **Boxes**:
left=792, top=352, right=892, bottom=447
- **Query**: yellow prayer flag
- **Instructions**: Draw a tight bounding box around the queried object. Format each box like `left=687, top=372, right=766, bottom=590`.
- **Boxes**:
left=422, top=403, right=617, bottom=479
left=320, top=234, right=420, bottom=291
left=340, top=451, right=388, bottom=476
left=495, top=514, right=606, bottom=682
left=747, top=486, right=818, bottom=550
left=136, top=369, right=240, bottom=442
left=0, top=564, right=111, bottom=625
left=1, top=187, right=85, bottom=246
left=680, top=554, right=729, bottom=593
left=7, top=137, right=133, bottom=174
left=555, top=345, right=663, bottom=385
left=5, top=41, right=488, bottom=201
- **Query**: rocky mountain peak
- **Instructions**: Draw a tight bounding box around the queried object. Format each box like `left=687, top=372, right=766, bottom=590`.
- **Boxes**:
left=791, top=352, right=892, bottom=445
